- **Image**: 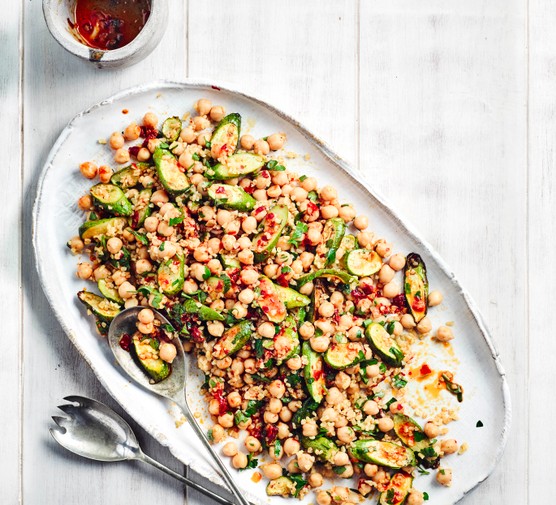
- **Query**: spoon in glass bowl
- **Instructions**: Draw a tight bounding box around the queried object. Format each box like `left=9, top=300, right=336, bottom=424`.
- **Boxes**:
left=107, top=307, right=250, bottom=505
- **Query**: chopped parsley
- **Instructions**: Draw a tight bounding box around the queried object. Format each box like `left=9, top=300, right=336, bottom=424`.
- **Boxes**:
left=288, top=221, right=308, bottom=247
left=476, top=420, right=484, bottom=428
left=392, top=374, right=408, bottom=389
left=169, top=215, right=184, bottom=226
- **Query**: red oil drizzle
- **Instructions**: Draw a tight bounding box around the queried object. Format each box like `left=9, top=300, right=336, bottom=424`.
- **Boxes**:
left=69, top=0, right=151, bottom=50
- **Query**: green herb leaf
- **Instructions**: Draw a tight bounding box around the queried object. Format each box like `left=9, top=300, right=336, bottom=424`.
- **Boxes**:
left=476, top=420, right=484, bottom=428
left=392, top=374, right=408, bottom=389
left=169, top=215, right=184, bottom=227
left=423, top=492, right=429, bottom=501
left=333, top=466, right=346, bottom=475
left=307, top=190, right=318, bottom=202
left=131, top=230, right=149, bottom=245
left=192, top=152, right=200, bottom=161
left=239, top=453, right=258, bottom=471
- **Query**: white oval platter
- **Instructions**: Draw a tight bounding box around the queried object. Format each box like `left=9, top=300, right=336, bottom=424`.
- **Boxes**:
left=33, top=80, right=510, bottom=505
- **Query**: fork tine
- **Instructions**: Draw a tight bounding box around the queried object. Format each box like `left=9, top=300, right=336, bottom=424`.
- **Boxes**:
left=51, top=416, right=70, bottom=432
left=63, top=395, right=86, bottom=405
left=57, top=403, right=79, bottom=417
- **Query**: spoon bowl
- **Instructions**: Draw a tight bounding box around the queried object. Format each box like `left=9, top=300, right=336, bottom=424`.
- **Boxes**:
left=107, top=307, right=186, bottom=398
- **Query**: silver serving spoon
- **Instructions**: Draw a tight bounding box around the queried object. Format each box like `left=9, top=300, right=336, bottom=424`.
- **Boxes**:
left=50, top=395, right=234, bottom=505
left=107, top=307, right=250, bottom=505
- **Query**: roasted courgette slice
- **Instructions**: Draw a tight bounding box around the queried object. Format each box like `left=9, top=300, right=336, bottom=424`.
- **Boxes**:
left=349, top=439, right=415, bottom=469
left=266, top=476, right=295, bottom=497
left=252, top=204, right=289, bottom=262
left=158, top=255, right=185, bottom=295
left=90, top=184, right=133, bottom=216
left=379, top=472, right=413, bottom=505
left=97, top=279, right=123, bottom=305
left=207, top=183, right=256, bottom=212
left=365, top=322, right=404, bottom=367
left=301, top=436, right=339, bottom=463
left=110, top=162, right=150, bottom=188
left=153, top=147, right=189, bottom=195
left=131, top=188, right=152, bottom=228
left=273, top=315, right=300, bottom=363
left=161, top=116, right=182, bottom=141
left=315, top=218, right=346, bottom=268
left=257, top=276, right=287, bottom=323
left=212, top=321, right=252, bottom=359
left=346, top=249, right=383, bottom=277
left=209, top=152, right=266, bottom=180
left=324, top=342, right=365, bottom=370
left=79, top=217, right=128, bottom=241
left=303, top=341, right=326, bottom=403
left=77, top=291, right=121, bottom=322
left=130, top=336, right=171, bottom=383
left=210, top=112, right=241, bottom=159
left=404, top=253, right=429, bottom=323
left=392, top=414, right=430, bottom=453
left=297, top=268, right=356, bottom=288
left=183, top=298, right=225, bottom=321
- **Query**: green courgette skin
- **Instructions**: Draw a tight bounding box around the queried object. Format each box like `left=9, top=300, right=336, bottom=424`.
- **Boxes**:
left=379, top=472, right=413, bottom=505
left=302, top=341, right=327, bottom=403
left=161, top=116, right=182, bottom=141
left=403, top=253, right=429, bottom=323
left=301, top=436, right=339, bottom=463
left=153, top=147, right=189, bottom=195
left=158, top=255, right=185, bottom=295
left=183, top=298, right=224, bottom=321
left=79, top=218, right=128, bottom=241
left=349, top=439, right=415, bottom=469
left=212, top=321, right=252, bottom=359
left=345, top=249, right=382, bottom=277
left=315, top=218, right=346, bottom=267
left=132, top=188, right=152, bottom=228
left=210, top=113, right=241, bottom=159
left=77, top=291, right=121, bottom=322
left=110, top=162, right=150, bottom=188
left=209, top=152, right=266, bottom=180
left=297, top=268, right=357, bottom=288
left=275, top=283, right=311, bottom=309
left=90, top=184, right=133, bottom=216
left=257, top=276, right=287, bottom=323
left=97, top=279, right=123, bottom=305
left=207, top=183, right=256, bottom=211
left=392, top=414, right=430, bottom=452
left=273, top=315, right=300, bottom=363
left=324, top=342, right=365, bottom=370
left=130, top=337, right=171, bottom=383
left=266, top=476, right=295, bottom=497
left=365, top=323, right=404, bottom=367
left=252, top=205, right=289, bottom=262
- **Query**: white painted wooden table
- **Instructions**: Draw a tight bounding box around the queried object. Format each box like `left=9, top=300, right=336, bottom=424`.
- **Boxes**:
left=2, top=0, right=550, bottom=503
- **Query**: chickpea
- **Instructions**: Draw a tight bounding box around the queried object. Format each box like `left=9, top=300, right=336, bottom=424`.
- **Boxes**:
left=318, top=301, right=335, bottom=318
left=210, top=424, right=225, bottom=443
left=424, top=422, right=439, bottom=439
left=240, top=134, right=255, bottom=150
left=436, top=468, right=452, bottom=487
left=253, top=139, right=270, bottom=155
left=76, top=262, right=93, bottom=280
left=197, top=131, right=211, bottom=146
left=375, top=240, right=393, bottom=258
left=178, top=151, right=194, bottom=169
left=315, top=319, right=334, bottom=335
left=137, top=321, right=153, bottom=334
left=337, top=426, right=355, bottom=444
left=337, top=205, right=355, bottom=222
left=179, top=126, right=195, bottom=143
left=208, top=399, right=221, bottom=416
left=67, top=237, right=84, bottom=253
left=77, top=195, right=93, bottom=211
left=106, top=237, right=123, bottom=255
left=378, top=417, right=394, bottom=433
left=109, top=132, right=125, bottom=150
left=310, top=336, right=330, bottom=353
left=218, top=413, right=234, bottom=428
left=266, top=132, right=286, bottom=150
left=436, top=325, right=454, bottom=342
left=407, top=489, right=425, bottom=505
left=222, top=442, right=238, bottom=457
left=208, top=105, right=225, bottom=122
left=245, top=436, right=262, bottom=453
left=334, top=451, right=350, bottom=466
left=382, top=281, right=400, bottom=298
left=264, top=411, right=279, bottom=424
left=353, top=214, right=369, bottom=230
left=268, top=380, right=286, bottom=398
left=138, top=308, right=154, bottom=324
left=287, top=356, right=302, bottom=370
left=266, top=185, right=281, bottom=198
left=266, top=398, right=282, bottom=415
left=262, top=463, right=283, bottom=480
left=157, top=221, right=175, bottom=238
left=353, top=232, right=371, bottom=250
left=98, top=165, right=113, bottom=183
left=363, top=400, right=380, bottom=416
left=79, top=161, right=98, bottom=179
left=378, top=265, right=395, bottom=285
left=271, top=171, right=288, bottom=186
left=238, top=268, right=257, bottom=286
left=308, top=472, right=323, bottom=488
left=238, top=249, right=254, bottom=264
left=302, top=421, right=318, bottom=437
left=306, top=227, right=322, bottom=245
left=316, top=491, right=332, bottom=505
left=159, top=343, right=177, bottom=363
left=326, top=387, right=343, bottom=406
left=300, top=176, right=316, bottom=192
left=124, top=122, right=140, bottom=141
left=320, top=185, right=337, bottom=201
left=335, top=371, right=351, bottom=391
left=283, top=438, right=300, bottom=457
left=291, top=186, right=308, bottom=202
left=297, top=452, right=315, bottom=472
left=142, top=112, right=158, bottom=128
left=195, top=98, right=212, bottom=116
left=400, top=313, right=416, bottom=329
left=321, top=205, right=339, bottom=219
left=232, top=452, right=248, bottom=469
left=428, top=290, right=443, bottom=307
left=114, top=148, right=130, bottom=164
left=389, top=253, right=406, bottom=271
left=364, top=463, right=378, bottom=477
left=441, top=439, right=458, bottom=455
left=416, top=316, right=432, bottom=334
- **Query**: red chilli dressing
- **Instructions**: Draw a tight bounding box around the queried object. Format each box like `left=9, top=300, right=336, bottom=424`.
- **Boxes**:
left=69, top=0, right=151, bottom=50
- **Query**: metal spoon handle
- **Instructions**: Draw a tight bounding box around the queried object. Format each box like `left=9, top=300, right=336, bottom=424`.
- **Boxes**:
left=137, top=452, right=234, bottom=505
left=173, top=396, right=250, bottom=505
